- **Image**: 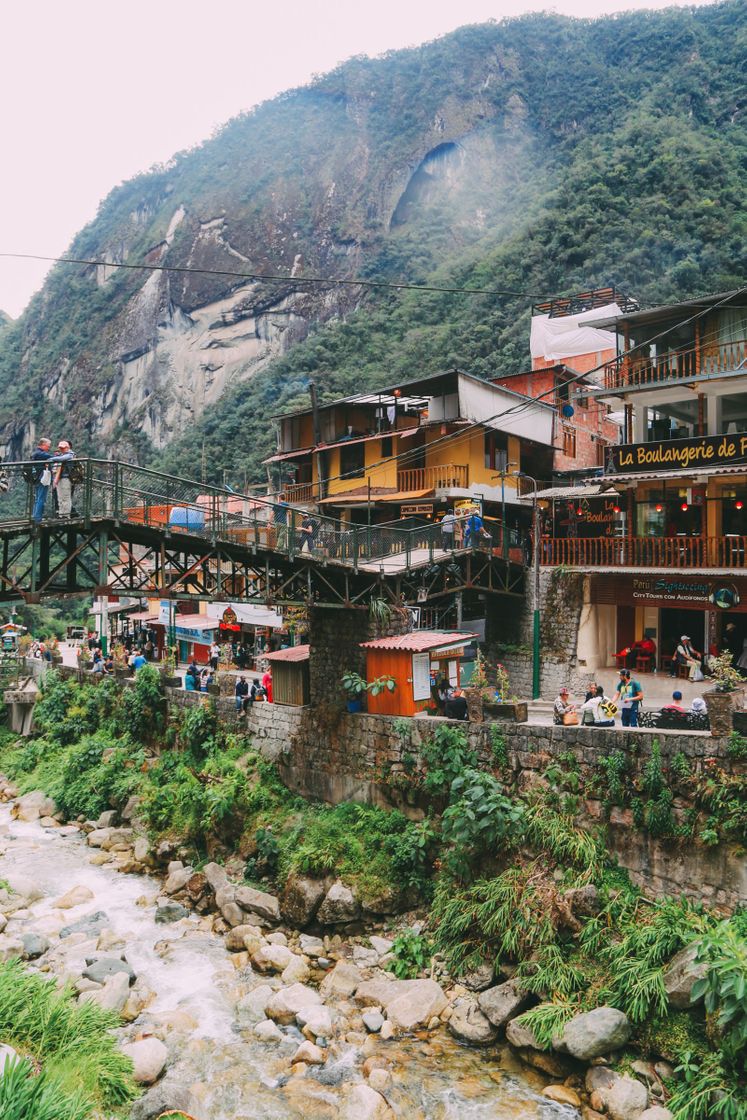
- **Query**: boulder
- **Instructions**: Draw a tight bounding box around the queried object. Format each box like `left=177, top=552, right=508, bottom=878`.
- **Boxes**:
left=293, top=1040, right=325, bottom=1064
left=254, top=1018, right=285, bottom=1043
left=317, top=881, right=361, bottom=924
left=13, top=790, right=56, bottom=821
left=506, top=1017, right=545, bottom=1050
left=447, top=998, right=499, bottom=1045
left=458, top=962, right=495, bottom=991
left=59, top=911, right=108, bottom=939
left=0, top=1043, right=19, bottom=1076
left=560, top=1006, right=632, bottom=1061
left=53, top=885, right=95, bottom=909
left=97, top=809, right=119, bottom=828
left=163, top=867, right=192, bottom=895
left=86, top=828, right=112, bottom=848
left=80, top=970, right=130, bottom=1014
left=203, top=861, right=228, bottom=892
left=132, top=837, right=151, bottom=864
left=265, top=983, right=322, bottom=1026
left=21, top=933, right=50, bottom=960
left=299, top=934, right=325, bottom=958
left=236, top=985, right=274, bottom=1026
left=543, top=1085, right=582, bottom=1107
left=663, top=944, right=707, bottom=1010
left=369, top=936, right=394, bottom=957
left=252, top=944, right=293, bottom=973
left=563, top=883, right=601, bottom=917
left=354, top=977, right=401, bottom=1008
left=154, top=902, right=188, bottom=924
left=129, top=1079, right=200, bottom=1120
left=185, top=872, right=208, bottom=901
left=362, top=1010, right=385, bottom=1034
left=235, top=884, right=281, bottom=923
left=120, top=1037, right=167, bottom=1085
left=368, top=1068, right=392, bottom=1093
left=342, top=1082, right=394, bottom=1120
left=586, top=1066, right=617, bottom=1095
left=296, top=1004, right=334, bottom=1038
left=477, top=979, right=529, bottom=1027
left=4, top=872, right=42, bottom=902
left=320, top=960, right=364, bottom=999
left=83, top=957, right=135, bottom=985
left=639, top=1110, right=674, bottom=1120
left=225, top=924, right=264, bottom=954
left=281, top=875, right=328, bottom=927
left=602, top=1074, right=649, bottom=1120
left=281, top=955, right=311, bottom=985
left=385, top=979, right=447, bottom=1032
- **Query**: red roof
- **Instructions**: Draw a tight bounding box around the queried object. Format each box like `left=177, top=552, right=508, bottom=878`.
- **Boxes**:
left=360, top=631, right=477, bottom=653
left=265, top=644, right=310, bottom=663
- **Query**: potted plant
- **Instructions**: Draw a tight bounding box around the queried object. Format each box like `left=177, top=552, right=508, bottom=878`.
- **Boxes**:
left=159, top=650, right=182, bottom=689
left=464, top=649, right=488, bottom=723
left=703, top=652, right=747, bottom=737
left=482, top=661, right=528, bottom=723
left=341, top=671, right=395, bottom=712
left=111, top=641, right=129, bottom=680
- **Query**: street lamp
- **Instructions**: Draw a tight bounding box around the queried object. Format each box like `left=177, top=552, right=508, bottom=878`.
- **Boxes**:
left=492, top=461, right=519, bottom=558
left=516, top=471, right=541, bottom=700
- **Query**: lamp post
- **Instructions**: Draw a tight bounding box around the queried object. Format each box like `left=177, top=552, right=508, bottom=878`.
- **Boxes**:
left=493, top=461, right=519, bottom=557
left=516, top=472, right=541, bottom=700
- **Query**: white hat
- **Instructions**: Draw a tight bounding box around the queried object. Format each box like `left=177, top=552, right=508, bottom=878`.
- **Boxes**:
left=681, top=634, right=690, bottom=641
left=690, top=697, right=706, bottom=713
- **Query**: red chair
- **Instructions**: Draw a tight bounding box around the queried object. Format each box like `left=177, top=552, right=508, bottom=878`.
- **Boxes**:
left=613, top=652, right=629, bottom=670
left=635, top=654, right=652, bottom=673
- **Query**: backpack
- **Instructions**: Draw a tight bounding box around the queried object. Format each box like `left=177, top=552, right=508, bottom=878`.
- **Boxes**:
left=68, top=460, right=85, bottom=485
left=600, top=700, right=618, bottom=720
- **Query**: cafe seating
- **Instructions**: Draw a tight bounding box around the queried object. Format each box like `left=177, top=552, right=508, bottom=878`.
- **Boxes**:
left=635, top=653, right=653, bottom=672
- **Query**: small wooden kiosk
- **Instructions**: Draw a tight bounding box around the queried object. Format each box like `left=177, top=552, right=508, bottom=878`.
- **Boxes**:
left=360, top=631, right=477, bottom=717
left=264, top=644, right=310, bottom=707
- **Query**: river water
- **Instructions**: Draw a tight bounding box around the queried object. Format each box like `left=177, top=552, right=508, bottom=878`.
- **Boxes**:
left=0, top=805, right=573, bottom=1120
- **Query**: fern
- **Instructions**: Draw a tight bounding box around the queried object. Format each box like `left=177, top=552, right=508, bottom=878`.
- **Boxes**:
left=515, top=1000, right=577, bottom=1049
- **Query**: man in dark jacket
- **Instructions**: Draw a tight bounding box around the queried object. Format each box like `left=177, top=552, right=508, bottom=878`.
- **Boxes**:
left=31, top=438, right=53, bottom=523
left=235, top=676, right=249, bottom=712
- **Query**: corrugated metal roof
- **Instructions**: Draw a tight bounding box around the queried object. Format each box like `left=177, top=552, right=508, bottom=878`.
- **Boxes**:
left=531, top=484, right=618, bottom=500
left=174, top=614, right=219, bottom=631
left=360, top=630, right=478, bottom=652
left=600, top=465, right=747, bottom=483
left=265, top=644, right=310, bottom=662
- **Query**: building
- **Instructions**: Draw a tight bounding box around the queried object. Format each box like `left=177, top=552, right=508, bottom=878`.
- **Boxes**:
left=540, top=288, right=747, bottom=670
left=360, top=631, right=478, bottom=717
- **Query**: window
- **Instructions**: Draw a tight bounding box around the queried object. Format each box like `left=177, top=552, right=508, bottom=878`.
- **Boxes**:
left=381, top=436, right=393, bottom=458
left=562, top=426, right=576, bottom=458
left=340, top=442, right=365, bottom=479
left=484, top=431, right=508, bottom=471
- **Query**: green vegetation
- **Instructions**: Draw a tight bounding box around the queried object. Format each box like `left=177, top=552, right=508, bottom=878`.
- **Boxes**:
left=387, top=931, right=433, bottom=980
left=0, top=959, right=136, bottom=1118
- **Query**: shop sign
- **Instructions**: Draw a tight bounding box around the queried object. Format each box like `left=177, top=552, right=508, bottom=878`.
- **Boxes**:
left=559, top=497, right=618, bottom=538
left=412, top=652, right=431, bottom=702
left=607, top=431, right=747, bottom=475
left=454, top=497, right=482, bottom=517
left=401, top=503, right=433, bottom=515
left=629, top=577, right=740, bottom=609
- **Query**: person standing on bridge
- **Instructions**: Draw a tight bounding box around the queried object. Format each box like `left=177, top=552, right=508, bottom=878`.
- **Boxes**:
left=52, top=441, right=74, bottom=518
left=440, top=509, right=456, bottom=551
left=299, top=512, right=319, bottom=554
left=31, top=437, right=53, bottom=523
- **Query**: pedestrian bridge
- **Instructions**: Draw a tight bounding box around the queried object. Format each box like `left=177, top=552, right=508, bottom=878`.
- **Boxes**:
left=0, top=459, right=525, bottom=608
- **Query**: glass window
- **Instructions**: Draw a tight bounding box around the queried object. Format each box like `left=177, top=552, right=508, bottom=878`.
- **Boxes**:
left=719, top=394, right=747, bottom=436
left=484, top=432, right=508, bottom=471
left=381, top=436, right=393, bottom=458
left=636, top=497, right=666, bottom=537
left=645, top=399, right=699, bottom=441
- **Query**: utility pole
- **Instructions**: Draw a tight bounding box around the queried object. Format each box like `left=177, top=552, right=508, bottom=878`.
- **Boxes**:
left=517, top=472, right=541, bottom=700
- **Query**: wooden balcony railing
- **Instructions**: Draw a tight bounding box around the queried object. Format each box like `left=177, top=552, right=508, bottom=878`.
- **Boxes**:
left=603, top=338, right=747, bottom=392
left=397, top=464, right=469, bottom=492
left=281, top=481, right=319, bottom=504
left=542, top=535, right=747, bottom=569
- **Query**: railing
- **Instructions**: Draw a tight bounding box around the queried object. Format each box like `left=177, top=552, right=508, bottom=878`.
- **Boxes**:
left=396, top=464, right=469, bottom=491
left=542, top=535, right=747, bottom=569
left=603, top=338, right=747, bottom=392
left=0, top=459, right=528, bottom=575
left=280, top=481, right=318, bottom=504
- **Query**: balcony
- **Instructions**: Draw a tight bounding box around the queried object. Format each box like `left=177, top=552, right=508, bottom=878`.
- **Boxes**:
left=602, top=338, right=747, bottom=393
left=396, top=464, right=469, bottom=492
left=542, top=535, right=747, bottom=569
left=281, top=481, right=319, bottom=504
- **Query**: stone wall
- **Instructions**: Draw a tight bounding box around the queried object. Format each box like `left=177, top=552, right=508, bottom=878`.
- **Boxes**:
left=308, top=604, right=411, bottom=705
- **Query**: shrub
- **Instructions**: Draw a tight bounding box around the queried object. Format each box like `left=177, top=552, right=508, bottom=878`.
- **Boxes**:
left=693, top=921, right=747, bottom=1058
left=421, top=724, right=477, bottom=795
left=441, top=769, right=524, bottom=879
left=387, top=931, right=433, bottom=979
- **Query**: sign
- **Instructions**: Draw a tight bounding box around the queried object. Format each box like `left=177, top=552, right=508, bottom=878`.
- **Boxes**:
left=412, top=652, right=431, bottom=702
left=401, top=503, right=433, bottom=516
left=607, top=431, right=747, bottom=475
left=559, top=496, right=619, bottom=539
left=222, top=606, right=238, bottom=626
left=591, top=574, right=745, bottom=612
left=158, top=600, right=172, bottom=625
left=454, top=497, right=482, bottom=517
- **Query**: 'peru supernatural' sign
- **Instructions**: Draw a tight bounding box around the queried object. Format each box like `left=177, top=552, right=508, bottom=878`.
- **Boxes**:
left=607, top=431, right=747, bottom=474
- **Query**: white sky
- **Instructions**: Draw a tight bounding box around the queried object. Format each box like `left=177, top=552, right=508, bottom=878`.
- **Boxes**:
left=0, top=0, right=717, bottom=317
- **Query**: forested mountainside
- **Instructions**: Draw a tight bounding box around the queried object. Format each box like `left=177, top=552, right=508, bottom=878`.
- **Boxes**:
left=0, top=2, right=745, bottom=484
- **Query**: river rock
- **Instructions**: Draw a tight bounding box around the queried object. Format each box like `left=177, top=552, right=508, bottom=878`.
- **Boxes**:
left=265, top=983, right=322, bottom=1025
left=120, top=1037, right=167, bottom=1084
left=186, top=872, right=208, bottom=901
left=299, top=934, right=325, bottom=957
left=362, top=1010, right=385, bottom=1033
left=543, top=1084, right=581, bottom=1107
left=133, top=837, right=151, bottom=864
left=448, top=998, right=499, bottom=1045
left=320, top=960, right=364, bottom=999
left=586, top=1066, right=617, bottom=1094
left=4, top=872, right=42, bottom=902
left=281, top=875, right=328, bottom=927
left=97, top=809, right=119, bottom=828
left=385, top=979, right=447, bottom=1032
left=235, top=884, right=280, bottom=923
left=477, top=979, right=529, bottom=1027
left=80, top=970, right=130, bottom=1013
left=559, top=1006, right=632, bottom=1060
left=369, top=936, right=394, bottom=957
left=155, top=902, right=188, bottom=924
left=282, top=955, right=311, bottom=984
left=663, top=944, right=707, bottom=1010
left=639, top=1109, right=674, bottom=1120
left=602, top=1074, right=649, bottom=1120
left=86, top=828, right=111, bottom=848
left=0, top=1043, right=19, bottom=1075
left=84, top=956, right=135, bottom=985
left=163, top=866, right=192, bottom=895
left=13, top=790, right=56, bottom=821
left=53, top=884, right=95, bottom=909
left=129, top=1079, right=200, bottom=1120
left=59, top=910, right=108, bottom=939
left=236, top=985, right=274, bottom=1025
left=353, top=947, right=379, bottom=968
left=296, top=1004, right=333, bottom=1037
left=252, top=943, right=293, bottom=973
left=203, top=861, right=228, bottom=892
left=458, top=962, right=495, bottom=991
left=21, top=933, right=50, bottom=960
left=563, top=883, right=601, bottom=917
left=254, top=1018, right=285, bottom=1043
left=342, top=1082, right=394, bottom=1120
left=318, top=880, right=361, bottom=924
left=293, top=1040, right=325, bottom=1064
left=225, top=923, right=264, bottom=953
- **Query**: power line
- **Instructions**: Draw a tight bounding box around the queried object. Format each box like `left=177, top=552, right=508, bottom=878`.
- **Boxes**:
left=0, top=251, right=540, bottom=300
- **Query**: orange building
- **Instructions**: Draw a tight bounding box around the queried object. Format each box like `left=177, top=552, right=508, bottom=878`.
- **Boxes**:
left=360, top=631, right=477, bottom=717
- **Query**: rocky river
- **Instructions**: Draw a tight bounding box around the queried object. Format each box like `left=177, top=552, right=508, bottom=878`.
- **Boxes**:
left=0, top=798, right=575, bottom=1120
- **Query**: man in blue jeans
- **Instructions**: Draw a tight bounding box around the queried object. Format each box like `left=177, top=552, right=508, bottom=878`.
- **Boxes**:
left=614, top=668, right=643, bottom=727
left=31, top=437, right=53, bottom=522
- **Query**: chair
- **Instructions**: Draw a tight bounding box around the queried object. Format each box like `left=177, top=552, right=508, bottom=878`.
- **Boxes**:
left=677, top=663, right=690, bottom=681
left=635, top=654, right=652, bottom=673
left=613, top=652, right=629, bottom=671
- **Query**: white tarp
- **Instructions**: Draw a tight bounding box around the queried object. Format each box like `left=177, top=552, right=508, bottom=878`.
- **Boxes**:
left=530, top=302, right=621, bottom=364
left=206, top=602, right=283, bottom=628
left=457, top=374, right=555, bottom=446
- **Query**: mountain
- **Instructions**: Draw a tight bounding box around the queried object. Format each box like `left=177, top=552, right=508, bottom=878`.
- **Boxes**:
left=0, top=2, right=745, bottom=482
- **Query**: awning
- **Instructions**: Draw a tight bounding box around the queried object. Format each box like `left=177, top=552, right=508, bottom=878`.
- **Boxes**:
left=361, top=630, right=478, bottom=653
left=174, top=614, right=219, bottom=631
left=318, top=488, right=434, bottom=506
left=262, top=447, right=314, bottom=464
left=530, top=484, right=619, bottom=500
left=127, top=610, right=160, bottom=623
left=265, top=644, right=310, bottom=663
left=598, top=465, right=747, bottom=484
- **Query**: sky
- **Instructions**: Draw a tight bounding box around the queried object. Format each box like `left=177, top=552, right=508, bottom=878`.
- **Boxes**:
left=0, top=0, right=718, bottom=318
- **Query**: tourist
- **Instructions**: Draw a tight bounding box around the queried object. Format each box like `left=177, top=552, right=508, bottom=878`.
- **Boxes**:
left=273, top=500, right=289, bottom=550
left=132, top=650, right=147, bottom=671
left=464, top=510, right=487, bottom=548
left=613, top=668, right=643, bottom=727
left=30, top=437, right=53, bottom=523
left=235, top=676, right=249, bottom=712
left=184, top=669, right=197, bottom=691
left=91, top=653, right=105, bottom=675
left=52, top=440, right=75, bottom=518
left=103, top=655, right=114, bottom=674
left=299, top=512, right=319, bottom=554
left=262, top=668, right=273, bottom=703
left=724, top=622, right=741, bottom=668
left=581, top=684, right=616, bottom=727
left=444, top=688, right=468, bottom=720
left=670, top=635, right=702, bottom=680
left=553, top=687, right=577, bottom=725
left=187, top=659, right=198, bottom=680
left=209, top=640, right=221, bottom=671
left=144, top=638, right=155, bottom=661
left=247, top=678, right=263, bottom=709
left=690, top=697, right=707, bottom=717
left=440, top=510, right=456, bottom=551
left=663, top=690, right=687, bottom=714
